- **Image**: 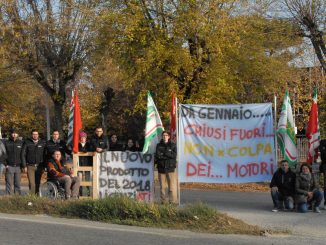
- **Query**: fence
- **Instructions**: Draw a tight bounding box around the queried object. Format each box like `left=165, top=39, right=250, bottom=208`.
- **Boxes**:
left=277, top=137, right=309, bottom=163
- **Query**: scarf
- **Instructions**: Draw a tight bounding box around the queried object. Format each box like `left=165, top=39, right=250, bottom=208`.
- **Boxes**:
left=299, top=172, right=312, bottom=183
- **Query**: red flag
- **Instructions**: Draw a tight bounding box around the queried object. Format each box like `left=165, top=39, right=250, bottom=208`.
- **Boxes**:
left=170, top=93, right=177, bottom=143
left=72, top=92, right=83, bottom=153
left=306, top=88, right=320, bottom=164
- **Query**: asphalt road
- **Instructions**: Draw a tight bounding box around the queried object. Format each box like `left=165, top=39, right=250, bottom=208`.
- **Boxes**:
left=180, top=189, right=326, bottom=239
left=0, top=213, right=325, bottom=245
left=0, top=183, right=326, bottom=244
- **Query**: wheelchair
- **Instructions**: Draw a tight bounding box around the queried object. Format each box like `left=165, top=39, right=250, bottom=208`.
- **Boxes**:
left=39, top=179, right=66, bottom=199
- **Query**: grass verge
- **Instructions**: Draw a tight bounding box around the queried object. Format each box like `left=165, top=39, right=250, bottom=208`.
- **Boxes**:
left=0, top=195, right=263, bottom=235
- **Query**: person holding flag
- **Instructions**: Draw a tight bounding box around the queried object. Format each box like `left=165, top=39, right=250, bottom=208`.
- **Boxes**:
left=277, top=90, right=297, bottom=167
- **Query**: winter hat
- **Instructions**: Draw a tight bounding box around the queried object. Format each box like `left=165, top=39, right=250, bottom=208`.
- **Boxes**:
left=79, top=131, right=87, bottom=138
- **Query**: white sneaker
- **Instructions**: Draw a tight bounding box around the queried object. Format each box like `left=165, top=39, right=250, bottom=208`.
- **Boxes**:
left=272, top=207, right=278, bottom=212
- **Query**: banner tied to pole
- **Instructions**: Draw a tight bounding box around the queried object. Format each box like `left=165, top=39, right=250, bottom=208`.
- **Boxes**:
left=178, top=104, right=276, bottom=183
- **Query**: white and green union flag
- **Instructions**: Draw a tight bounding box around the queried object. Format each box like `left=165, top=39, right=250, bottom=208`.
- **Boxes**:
left=142, top=92, right=164, bottom=154
left=277, top=90, right=297, bottom=166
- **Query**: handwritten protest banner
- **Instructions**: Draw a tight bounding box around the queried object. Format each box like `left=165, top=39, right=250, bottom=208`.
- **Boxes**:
left=98, top=151, right=154, bottom=202
left=178, top=104, right=276, bottom=183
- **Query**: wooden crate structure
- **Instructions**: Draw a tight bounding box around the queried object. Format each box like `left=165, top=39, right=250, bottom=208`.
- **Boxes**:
left=72, top=152, right=98, bottom=199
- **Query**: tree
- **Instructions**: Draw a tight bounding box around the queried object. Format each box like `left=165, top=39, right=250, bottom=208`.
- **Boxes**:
left=0, top=78, right=46, bottom=136
left=283, top=0, right=326, bottom=71
left=0, top=0, right=99, bottom=131
left=97, top=0, right=302, bottom=113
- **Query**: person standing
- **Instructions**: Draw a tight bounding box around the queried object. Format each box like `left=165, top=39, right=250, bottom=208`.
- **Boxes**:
left=4, top=128, right=24, bottom=195
left=22, top=129, right=46, bottom=195
left=78, top=131, right=93, bottom=196
left=109, top=134, right=122, bottom=151
left=270, top=160, right=296, bottom=212
left=44, top=130, right=70, bottom=163
left=319, top=139, right=326, bottom=209
left=124, top=138, right=137, bottom=152
left=0, top=138, right=7, bottom=178
left=155, top=131, right=177, bottom=204
left=78, top=131, right=93, bottom=167
left=91, top=127, right=108, bottom=153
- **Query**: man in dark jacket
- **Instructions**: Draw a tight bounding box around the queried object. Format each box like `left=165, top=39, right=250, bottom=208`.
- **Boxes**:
left=155, top=131, right=177, bottom=204
left=91, top=127, right=108, bottom=153
left=319, top=139, right=326, bottom=208
left=44, top=130, right=70, bottom=163
left=4, top=128, right=24, bottom=195
left=270, top=160, right=296, bottom=212
left=22, top=129, right=46, bottom=194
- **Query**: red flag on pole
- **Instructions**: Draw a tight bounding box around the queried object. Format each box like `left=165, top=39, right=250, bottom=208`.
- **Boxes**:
left=306, top=88, right=320, bottom=164
left=72, top=91, right=83, bottom=153
left=170, top=93, right=177, bottom=143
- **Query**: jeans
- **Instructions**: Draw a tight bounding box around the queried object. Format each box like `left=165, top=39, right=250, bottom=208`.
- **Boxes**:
left=5, top=166, right=21, bottom=195
left=0, top=163, right=5, bottom=176
left=297, top=190, right=324, bottom=213
left=27, top=165, right=43, bottom=195
left=158, top=171, right=178, bottom=204
left=271, top=190, right=294, bottom=209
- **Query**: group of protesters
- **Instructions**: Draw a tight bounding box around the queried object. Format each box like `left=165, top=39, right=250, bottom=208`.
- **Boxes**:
left=270, top=157, right=326, bottom=213
left=0, top=127, right=178, bottom=203
left=0, top=126, right=145, bottom=198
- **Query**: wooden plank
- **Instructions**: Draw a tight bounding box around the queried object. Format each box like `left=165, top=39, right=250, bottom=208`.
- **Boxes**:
left=73, top=153, right=78, bottom=177
left=92, top=153, right=98, bottom=199
left=80, top=181, right=92, bottom=186
left=77, top=167, right=93, bottom=171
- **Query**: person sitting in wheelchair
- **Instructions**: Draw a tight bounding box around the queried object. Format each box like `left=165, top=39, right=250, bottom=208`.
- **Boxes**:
left=47, top=150, right=80, bottom=199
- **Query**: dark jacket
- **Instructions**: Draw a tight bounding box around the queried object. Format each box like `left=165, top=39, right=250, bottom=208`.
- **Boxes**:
left=4, top=138, right=24, bottom=167
left=109, top=142, right=123, bottom=151
left=44, top=139, right=70, bottom=162
left=0, top=139, right=7, bottom=162
left=124, top=145, right=138, bottom=152
left=91, top=135, right=108, bottom=151
left=78, top=142, right=93, bottom=166
left=270, top=168, right=296, bottom=197
left=155, top=139, right=177, bottom=173
left=22, top=138, right=46, bottom=166
left=295, top=172, right=319, bottom=203
left=319, top=139, right=326, bottom=172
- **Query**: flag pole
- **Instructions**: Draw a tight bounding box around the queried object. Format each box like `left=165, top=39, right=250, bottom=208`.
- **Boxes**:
left=274, top=94, right=278, bottom=165
left=175, top=97, right=181, bottom=206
